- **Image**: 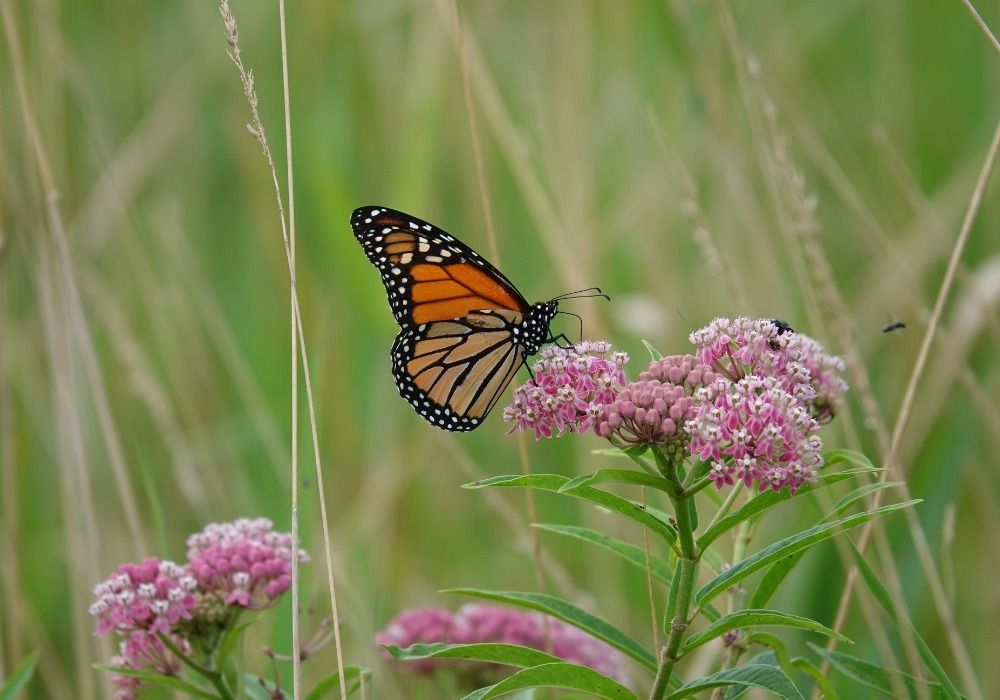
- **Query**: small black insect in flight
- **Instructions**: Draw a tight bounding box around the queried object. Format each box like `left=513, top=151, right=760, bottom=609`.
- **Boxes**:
left=882, top=321, right=906, bottom=333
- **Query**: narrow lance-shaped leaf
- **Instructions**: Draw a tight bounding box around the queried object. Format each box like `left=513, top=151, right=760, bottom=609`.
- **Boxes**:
left=847, top=545, right=962, bottom=700
left=303, top=666, right=367, bottom=700
left=1, top=651, right=39, bottom=700
left=465, top=474, right=676, bottom=544
left=683, top=609, right=851, bottom=652
left=94, top=666, right=220, bottom=700
left=696, top=500, right=919, bottom=607
left=559, top=469, right=674, bottom=495
left=383, top=643, right=560, bottom=668
left=445, top=588, right=656, bottom=671
left=461, top=662, right=638, bottom=700
left=809, top=645, right=954, bottom=700
left=533, top=524, right=673, bottom=584
left=697, top=469, right=878, bottom=550
left=666, top=663, right=804, bottom=700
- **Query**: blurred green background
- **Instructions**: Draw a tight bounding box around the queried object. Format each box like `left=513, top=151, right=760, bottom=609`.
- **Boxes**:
left=2, top=0, right=999, bottom=697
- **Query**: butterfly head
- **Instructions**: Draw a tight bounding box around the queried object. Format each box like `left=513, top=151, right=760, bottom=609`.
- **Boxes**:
left=520, top=301, right=559, bottom=355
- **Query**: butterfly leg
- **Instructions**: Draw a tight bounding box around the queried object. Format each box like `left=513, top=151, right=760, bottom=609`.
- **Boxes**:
left=546, top=333, right=575, bottom=349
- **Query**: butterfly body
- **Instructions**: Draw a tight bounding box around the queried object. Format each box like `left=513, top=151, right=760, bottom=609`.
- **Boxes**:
left=352, top=206, right=557, bottom=431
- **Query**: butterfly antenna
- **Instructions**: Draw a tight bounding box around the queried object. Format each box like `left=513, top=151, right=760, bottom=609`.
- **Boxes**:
left=552, top=287, right=611, bottom=302
left=556, top=310, right=584, bottom=343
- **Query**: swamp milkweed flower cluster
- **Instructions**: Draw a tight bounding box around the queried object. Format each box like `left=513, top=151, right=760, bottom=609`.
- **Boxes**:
left=505, top=318, right=846, bottom=495
left=90, top=518, right=305, bottom=700
left=502, top=341, right=629, bottom=438
left=376, top=603, right=630, bottom=685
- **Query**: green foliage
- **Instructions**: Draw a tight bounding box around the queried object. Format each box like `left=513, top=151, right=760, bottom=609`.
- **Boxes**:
left=461, top=663, right=638, bottom=700
left=445, top=589, right=657, bottom=671
left=696, top=500, right=921, bottom=607
left=383, top=642, right=561, bottom=668
left=533, top=523, right=673, bottom=583
left=682, top=609, right=851, bottom=652
left=811, top=646, right=956, bottom=700
left=665, top=663, right=803, bottom=699
left=465, top=474, right=677, bottom=544
left=0, top=652, right=39, bottom=700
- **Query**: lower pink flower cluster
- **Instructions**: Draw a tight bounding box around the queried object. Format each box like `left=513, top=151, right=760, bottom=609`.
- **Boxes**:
left=376, top=603, right=630, bottom=686
left=90, top=518, right=306, bottom=700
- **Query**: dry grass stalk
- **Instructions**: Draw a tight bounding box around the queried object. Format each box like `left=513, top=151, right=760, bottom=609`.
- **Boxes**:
left=218, top=1, right=348, bottom=697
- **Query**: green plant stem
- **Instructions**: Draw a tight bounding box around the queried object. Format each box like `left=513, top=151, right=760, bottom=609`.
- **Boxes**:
left=158, top=633, right=236, bottom=700
left=703, top=484, right=743, bottom=535
left=682, top=474, right=713, bottom=498
left=649, top=453, right=701, bottom=700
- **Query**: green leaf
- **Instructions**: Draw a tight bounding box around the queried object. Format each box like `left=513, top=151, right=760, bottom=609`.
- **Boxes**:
left=827, top=482, right=901, bottom=517
left=697, top=469, right=876, bottom=550
left=445, top=589, right=656, bottom=671
left=724, top=651, right=777, bottom=699
left=749, top=551, right=806, bottom=609
left=642, top=339, right=664, bottom=361
left=695, top=500, right=918, bottom=607
left=810, top=645, right=955, bottom=700
left=683, top=609, right=851, bottom=652
left=464, top=474, right=677, bottom=544
left=93, top=665, right=220, bottom=699
left=1, top=651, right=39, bottom=700
left=460, top=663, right=638, bottom=700
left=559, top=469, right=674, bottom=495
left=822, top=449, right=880, bottom=472
left=790, top=657, right=839, bottom=700
left=666, top=663, right=803, bottom=699
left=384, top=643, right=560, bottom=668
left=304, top=666, right=366, bottom=699
left=533, top=524, right=673, bottom=583
left=848, top=545, right=963, bottom=700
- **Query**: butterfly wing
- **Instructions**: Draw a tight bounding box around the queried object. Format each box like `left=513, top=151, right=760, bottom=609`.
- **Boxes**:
left=351, top=206, right=531, bottom=326
left=390, top=310, right=527, bottom=431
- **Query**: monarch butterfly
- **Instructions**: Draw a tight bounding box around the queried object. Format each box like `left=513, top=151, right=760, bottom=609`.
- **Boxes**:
left=351, top=206, right=596, bottom=432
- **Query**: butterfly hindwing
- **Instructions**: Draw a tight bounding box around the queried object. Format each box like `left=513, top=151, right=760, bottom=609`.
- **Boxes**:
left=351, top=206, right=530, bottom=326
left=390, top=311, right=527, bottom=431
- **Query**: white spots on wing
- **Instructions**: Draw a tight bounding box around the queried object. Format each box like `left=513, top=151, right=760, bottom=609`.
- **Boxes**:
left=425, top=255, right=443, bottom=263
left=399, top=253, right=413, bottom=264
left=364, top=218, right=371, bottom=223
left=391, top=267, right=401, bottom=275
left=370, top=209, right=381, bottom=216
left=440, top=249, right=452, bottom=258
left=409, top=222, right=419, bottom=229
left=418, top=242, right=430, bottom=253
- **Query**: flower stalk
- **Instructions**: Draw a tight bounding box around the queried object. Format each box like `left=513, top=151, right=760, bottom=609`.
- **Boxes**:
left=157, top=632, right=236, bottom=700
left=649, top=446, right=701, bottom=700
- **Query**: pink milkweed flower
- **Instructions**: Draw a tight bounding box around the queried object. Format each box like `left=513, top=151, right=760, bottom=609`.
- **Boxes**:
left=376, top=604, right=629, bottom=686
left=186, top=518, right=307, bottom=610
left=595, top=355, right=718, bottom=453
left=784, top=333, right=848, bottom=423
left=503, top=341, right=629, bottom=439
left=686, top=374, right=823, bottom=494
left=89, top=558, right=197, bottom=637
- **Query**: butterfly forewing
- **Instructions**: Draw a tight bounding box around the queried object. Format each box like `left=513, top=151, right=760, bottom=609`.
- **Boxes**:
left=351, top=207, right=529, bottom=327
left=352, top=206, right=555, bottom=432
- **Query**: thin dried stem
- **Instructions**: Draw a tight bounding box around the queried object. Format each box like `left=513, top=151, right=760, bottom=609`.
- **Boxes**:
left=218, top=2, right=348, bottom=697
left=276, top=0, right=303, bottom=695
left=959, top=0, right=1000, bottom=56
